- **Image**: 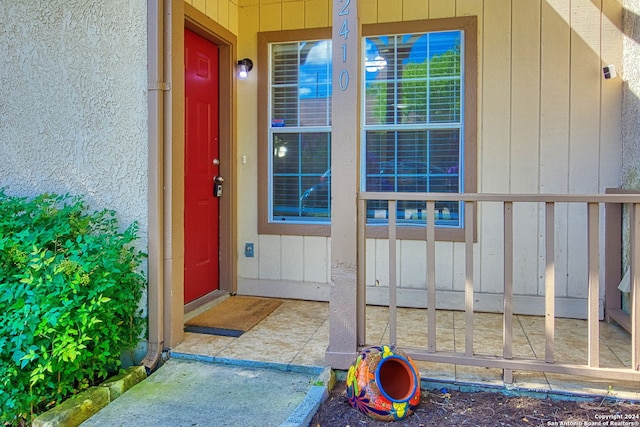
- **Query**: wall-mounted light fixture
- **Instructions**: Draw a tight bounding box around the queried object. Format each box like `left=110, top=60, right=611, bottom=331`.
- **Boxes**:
left=237, top=58, right=253, bottom=80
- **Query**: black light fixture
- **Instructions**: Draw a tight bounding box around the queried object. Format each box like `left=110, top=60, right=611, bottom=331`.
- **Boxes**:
left=237, top=58, right=253, bottom=80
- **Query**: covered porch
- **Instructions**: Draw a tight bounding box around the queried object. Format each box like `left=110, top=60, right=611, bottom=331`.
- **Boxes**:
left=174, top=298, right=639, bottom=399
left=173, top=0, right=640, bottom=395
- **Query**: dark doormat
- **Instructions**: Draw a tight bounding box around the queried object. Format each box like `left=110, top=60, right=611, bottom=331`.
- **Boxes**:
left=184, top=296, right=282, bottom=337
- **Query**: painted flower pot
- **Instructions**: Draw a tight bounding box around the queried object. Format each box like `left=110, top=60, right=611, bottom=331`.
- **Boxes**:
left=346, top=345, right=421, bottom=421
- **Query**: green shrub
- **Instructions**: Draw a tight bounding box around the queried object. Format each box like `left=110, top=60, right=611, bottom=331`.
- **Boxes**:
left=0, top=191, right=146, bottom=425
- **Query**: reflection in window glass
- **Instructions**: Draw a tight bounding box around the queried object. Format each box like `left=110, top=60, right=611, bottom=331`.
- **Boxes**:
left=269, top=41, right=332, bottom=221
left=363, top=31, right=464, bottom=227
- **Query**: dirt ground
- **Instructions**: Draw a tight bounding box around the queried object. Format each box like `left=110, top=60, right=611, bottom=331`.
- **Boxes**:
left=311, top=381, right=640, bottom=427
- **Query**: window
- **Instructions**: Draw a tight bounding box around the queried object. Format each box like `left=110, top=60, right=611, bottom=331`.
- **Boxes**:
left=363, top=30, right=464, bottom=228
left=259, top=28, right=333, bottom=236
left=270, top=38, right=332, bottom=221
left=258, top=19, right=476, bottom=239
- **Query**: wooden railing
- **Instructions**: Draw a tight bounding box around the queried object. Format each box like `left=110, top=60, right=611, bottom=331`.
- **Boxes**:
left=357, top=192, right=640, bottom=382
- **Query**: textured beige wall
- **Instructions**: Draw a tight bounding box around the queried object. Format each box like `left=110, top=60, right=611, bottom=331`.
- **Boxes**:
left=621, top=0, right=640, bottom=312
left=0, top=1, right=148, bottom=238
left=623, top=0, right=640, bottom=189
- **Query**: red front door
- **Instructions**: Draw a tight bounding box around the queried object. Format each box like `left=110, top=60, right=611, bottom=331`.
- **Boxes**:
left=184, top=28, right=220, bottom=304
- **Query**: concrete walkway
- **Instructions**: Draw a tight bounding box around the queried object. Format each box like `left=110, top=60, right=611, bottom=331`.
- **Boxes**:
left=81, top=353, right=331, bottom=427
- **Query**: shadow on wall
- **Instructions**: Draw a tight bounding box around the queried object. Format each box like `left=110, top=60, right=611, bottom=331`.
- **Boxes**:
left=589, top=0, right=640, bottom=44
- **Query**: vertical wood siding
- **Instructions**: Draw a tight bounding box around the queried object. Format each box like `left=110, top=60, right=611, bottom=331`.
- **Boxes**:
left=186, top=0, right=239, bottom=34
left=236, top=0, right=623, bottom=312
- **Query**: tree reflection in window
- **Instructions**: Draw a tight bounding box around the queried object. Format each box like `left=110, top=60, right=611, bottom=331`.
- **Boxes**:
left=363, top=31, right=464, bottom=228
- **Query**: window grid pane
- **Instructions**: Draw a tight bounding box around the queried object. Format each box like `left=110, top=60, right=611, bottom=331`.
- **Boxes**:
left=272, top=132, right=331, bottom=220
left=364, top=30, right=464, bottom=227
left=270, top=39, right=332, bottom=222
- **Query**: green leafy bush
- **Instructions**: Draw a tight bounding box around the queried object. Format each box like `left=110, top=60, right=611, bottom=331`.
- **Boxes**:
left=0, top=191, right=146, bottom=425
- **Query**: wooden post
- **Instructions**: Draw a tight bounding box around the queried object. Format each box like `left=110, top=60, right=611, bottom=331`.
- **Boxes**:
left=632, top=203, right=640, bottom=371
left=325, top=0, right=362, bottom=369
left=503, top=201, right=514, bottom=383
left=587, top=202, right=600, bottom=368
left=544, top=202, right=555, bottom=363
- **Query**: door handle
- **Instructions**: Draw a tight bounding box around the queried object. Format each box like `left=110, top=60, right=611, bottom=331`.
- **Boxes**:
left=213, top=176, right=224, bottom=197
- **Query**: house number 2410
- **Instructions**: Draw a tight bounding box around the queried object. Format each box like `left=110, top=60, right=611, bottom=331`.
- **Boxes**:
left=338, top=0, right=350, bottom=91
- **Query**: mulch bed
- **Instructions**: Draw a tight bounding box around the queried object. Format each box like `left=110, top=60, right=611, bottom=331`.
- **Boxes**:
left=311, top=381, right=640, bottom=427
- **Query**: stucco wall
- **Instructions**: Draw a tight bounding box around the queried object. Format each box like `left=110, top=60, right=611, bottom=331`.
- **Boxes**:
left=0, top=1, right=148, bottom=238
left=623, top=0, right=640, bottom=189
left=621, top=0, right=640, bottom=312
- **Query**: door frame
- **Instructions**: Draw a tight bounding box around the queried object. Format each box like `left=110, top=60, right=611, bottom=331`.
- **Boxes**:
left=163, top=2, right=237, bottom=347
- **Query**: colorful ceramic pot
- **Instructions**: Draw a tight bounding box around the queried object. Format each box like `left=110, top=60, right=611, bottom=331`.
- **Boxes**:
left=346, top=345, right=421, bottom=421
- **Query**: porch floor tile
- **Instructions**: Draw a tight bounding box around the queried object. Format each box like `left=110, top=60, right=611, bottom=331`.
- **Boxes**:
left=174, top=298, right=640, bottom=400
